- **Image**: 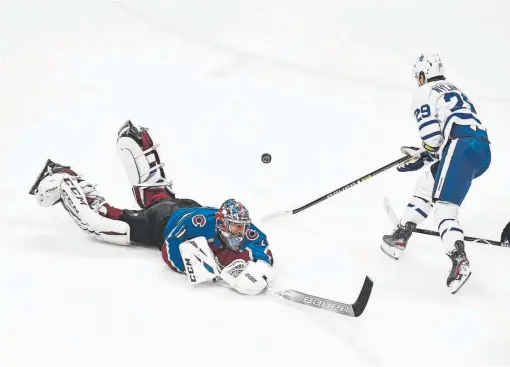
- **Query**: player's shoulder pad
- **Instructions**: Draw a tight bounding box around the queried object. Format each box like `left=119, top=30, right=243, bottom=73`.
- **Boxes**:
left=245, top=223, right=268, bottom=245
left=189, top=207, right=217, bottom=229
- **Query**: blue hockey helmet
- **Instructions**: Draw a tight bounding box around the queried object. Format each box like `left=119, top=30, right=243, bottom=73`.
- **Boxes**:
left=215, top=199, right=251, bottom=252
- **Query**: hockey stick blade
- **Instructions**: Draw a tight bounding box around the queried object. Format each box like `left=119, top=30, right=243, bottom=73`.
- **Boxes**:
left=383, top=196, right=508, bottom=248
left=383, top=196, right=399, bottom=226
left=273, top=276, right=373, bottom=317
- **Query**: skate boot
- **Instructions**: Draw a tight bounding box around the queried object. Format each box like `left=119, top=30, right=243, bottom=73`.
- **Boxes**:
left=29, top=159, right=113, bottom=216
left=29, top=159, right=78, bottom=206
left=380, top=222, right=416, bottom=260
left=446, top=240, right=472, bottom=294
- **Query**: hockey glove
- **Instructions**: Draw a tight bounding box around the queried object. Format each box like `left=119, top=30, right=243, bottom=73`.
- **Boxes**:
left=220, top=260, right=272, bottom=296
left=397, top=146, right=438, bottom=172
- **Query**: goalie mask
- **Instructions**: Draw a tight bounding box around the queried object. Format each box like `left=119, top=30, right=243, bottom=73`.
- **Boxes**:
left=215, top=199, right=251, bottom=252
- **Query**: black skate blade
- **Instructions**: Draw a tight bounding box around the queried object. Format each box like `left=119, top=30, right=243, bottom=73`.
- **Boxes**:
left=380, top=244, right=400, bottom=260
left=28, top=159, right=54, bottom=195
left=451, top=271, right=472, bottom=295
left=117, top=120, right=135, bottom=136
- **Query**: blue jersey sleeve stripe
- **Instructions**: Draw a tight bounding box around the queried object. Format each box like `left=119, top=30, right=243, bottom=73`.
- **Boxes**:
left=419, top=120, right=440, bottom=130
left=422, top=131, right=442, bottom=140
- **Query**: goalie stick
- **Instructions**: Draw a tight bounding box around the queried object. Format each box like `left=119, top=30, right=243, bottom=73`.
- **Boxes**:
left=262, top=156, right=411, bottom=222
left=271, top=276, right=373, bottom=317
left=383, top=196, right=510, bottom=248
left=214, top=275, right=373, bottom=317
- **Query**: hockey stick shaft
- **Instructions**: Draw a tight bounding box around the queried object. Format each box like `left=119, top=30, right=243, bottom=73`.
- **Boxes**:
left=262, top=156, right=410, bottom=221
left=413, top=228, right=504, bottom=247
left=383, top=196, right=508, bottom=248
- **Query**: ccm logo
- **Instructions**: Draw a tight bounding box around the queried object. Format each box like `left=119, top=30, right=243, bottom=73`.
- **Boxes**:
left=63, top=178, right=87, bottom=206
left=303, top=296, right=350, bottom=313
left=184, top=258, right=196, bottom=283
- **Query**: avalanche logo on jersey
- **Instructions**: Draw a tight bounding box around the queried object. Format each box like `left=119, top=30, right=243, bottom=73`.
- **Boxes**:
left=246, top=228, right=259, bottom=241
left=192, top=214, right=206, bottom=227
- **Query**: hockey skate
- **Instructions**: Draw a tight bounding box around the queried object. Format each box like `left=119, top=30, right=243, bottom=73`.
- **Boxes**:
left=446, top=240, right=472, bottom=294
left=380, top=222, right=416, bottom=260
left=29, top=159, right=108, bottom=214
left=29, top=159, right=73, bottom=195
left=30, top=159, right=130, bottom=245
left=29, top=159, right=79, bottom=206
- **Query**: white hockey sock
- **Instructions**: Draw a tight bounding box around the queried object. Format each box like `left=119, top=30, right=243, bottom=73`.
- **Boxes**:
left=400, top=195, right=433, bottom=227
left=434, top=201, right=464, bottom=253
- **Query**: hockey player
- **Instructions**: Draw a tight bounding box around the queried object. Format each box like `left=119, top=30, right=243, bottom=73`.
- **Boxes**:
left=30, top=121, right=274, bottom=296
left=381, top=54, right=491, bottom=294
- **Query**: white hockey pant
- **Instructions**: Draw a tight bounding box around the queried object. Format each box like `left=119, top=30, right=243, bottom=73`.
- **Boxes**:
left=401, top=168, right=464, bottom=253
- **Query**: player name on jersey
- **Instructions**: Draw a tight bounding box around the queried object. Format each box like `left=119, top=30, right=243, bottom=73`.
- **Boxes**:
left=432, top=84, right=458, bottom=93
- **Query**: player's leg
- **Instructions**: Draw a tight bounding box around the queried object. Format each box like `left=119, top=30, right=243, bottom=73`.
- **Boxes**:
left=116, top=120, right=203, bottom=210
left=116, top=120, right=176, bottom=209
left=31, top=159, right=180, bottom=246
left=120, top=200, right=181, bottom=247
left=31, top=160, right=130, bottom=245
left=432, top=137, right=491, bottom=293
left=381, top=164, right=436, bottom=260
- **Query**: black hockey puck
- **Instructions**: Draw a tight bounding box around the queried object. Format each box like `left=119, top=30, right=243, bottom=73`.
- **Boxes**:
left=261, top=153, right=272, bottom=164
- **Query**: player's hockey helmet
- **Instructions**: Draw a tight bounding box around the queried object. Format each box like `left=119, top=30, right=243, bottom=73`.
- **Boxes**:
left=412, top=53, right=444, bottom=86
left=215, top=199, right=251, bottom=252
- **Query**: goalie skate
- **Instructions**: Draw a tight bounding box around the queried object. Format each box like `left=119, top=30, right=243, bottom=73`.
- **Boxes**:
left=29, top=159, right=78, bottom=207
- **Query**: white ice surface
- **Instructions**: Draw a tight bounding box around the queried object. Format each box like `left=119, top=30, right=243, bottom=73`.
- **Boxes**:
left=2, top=0, right=510, bottom=365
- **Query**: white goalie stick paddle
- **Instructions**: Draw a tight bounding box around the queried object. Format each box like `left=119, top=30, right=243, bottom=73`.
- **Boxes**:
left=383, top=196, right=508, bottom=248
left=271, top=276, right=374, bottom=317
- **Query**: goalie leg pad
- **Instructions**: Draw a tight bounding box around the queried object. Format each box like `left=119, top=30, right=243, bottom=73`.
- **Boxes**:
left=60, top=177, right=130, bottom=245
left=116, top=121, right=175, bottom=208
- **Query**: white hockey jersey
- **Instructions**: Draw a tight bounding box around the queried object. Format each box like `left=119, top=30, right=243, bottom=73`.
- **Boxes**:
left=411, top=80, right=487, bottom=155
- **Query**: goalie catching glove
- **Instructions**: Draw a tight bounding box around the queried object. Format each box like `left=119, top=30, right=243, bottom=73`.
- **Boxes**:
left=397, top=146, right=438, bottom=172
left=220, top=259, right=272, bottom=296
left=178, top=237, right=273, bottom=295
